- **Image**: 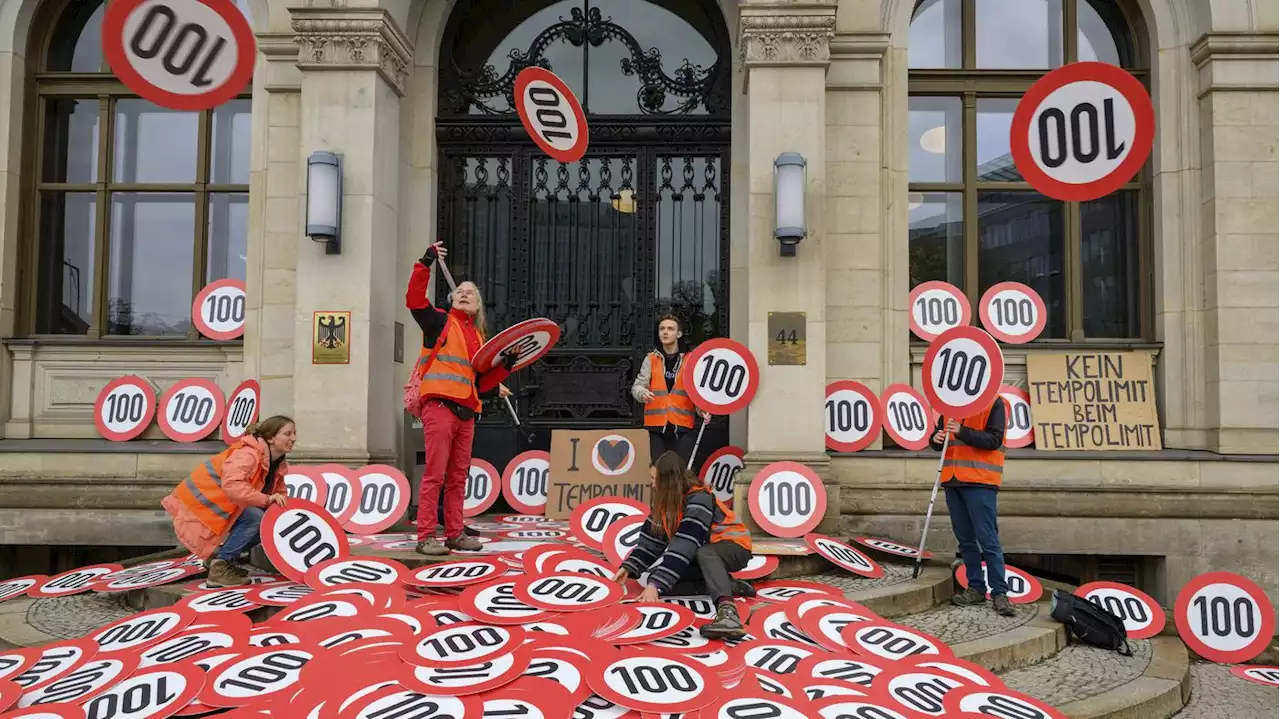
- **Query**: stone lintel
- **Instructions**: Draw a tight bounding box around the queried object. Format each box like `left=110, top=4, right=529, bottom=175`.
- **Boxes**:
left=289, top=7, right=413, bottom=96
left=739, top=3, right=838, bottom=70
left=1190, top=31, right=1279, bottom=97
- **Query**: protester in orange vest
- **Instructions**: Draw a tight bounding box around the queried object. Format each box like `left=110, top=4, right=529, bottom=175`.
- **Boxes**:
left=929, top=398, right=1015, bottom=617
left=407, top=241, right=516, bottom=556
left=613, top=451, right=755, bottom=639
left=161, top=415, right=295, bottom=587
left=631, top=315, right=710, bottom=464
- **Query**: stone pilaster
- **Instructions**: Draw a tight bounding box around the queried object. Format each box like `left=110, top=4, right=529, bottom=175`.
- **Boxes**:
left=735, top=2, right=840, bottom=535
left=287, top=7, right=411, bottom=464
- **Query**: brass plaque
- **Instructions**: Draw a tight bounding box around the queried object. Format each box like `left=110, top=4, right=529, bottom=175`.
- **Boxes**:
left=768, top=312, right=806, bottom=366
left=313, top=311, right=351, bottom=365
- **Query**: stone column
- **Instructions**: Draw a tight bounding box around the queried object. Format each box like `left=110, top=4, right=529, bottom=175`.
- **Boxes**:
left=1189, top=33, right=1279, bottom=456
left=288, top=8, right=411, bottom=465
left=735, top=2, right=840, bottom=534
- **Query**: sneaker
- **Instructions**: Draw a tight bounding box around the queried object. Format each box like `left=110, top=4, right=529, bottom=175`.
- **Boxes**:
left=415, top=538, right=449, bottom=556
left=992, top=594, right=1017, bottom=617
left=731, top=579, right=757, bottom=599
left=463, top=525, right=481, bottom=537
left=206, top=559, right=249, bottom=587
left=700, top=602, right=746, bottom=640
left=446, top=534, right=484, bottom=552
left=951, top=587, right=987, bottom=607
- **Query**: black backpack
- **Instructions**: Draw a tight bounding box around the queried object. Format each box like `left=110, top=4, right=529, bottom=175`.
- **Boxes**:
left=1050, top=589, right=1132, bottom=655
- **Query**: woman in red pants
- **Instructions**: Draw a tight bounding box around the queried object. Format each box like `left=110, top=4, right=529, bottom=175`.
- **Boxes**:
left=407, top=241, right=515, bottom=555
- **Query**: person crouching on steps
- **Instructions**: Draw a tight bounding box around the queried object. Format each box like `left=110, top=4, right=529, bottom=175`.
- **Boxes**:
left=162, top=416, right=295, bottom=587
left=929, top=398, right=1017, bottom=617
left=612, top=451, right=757, bottom=639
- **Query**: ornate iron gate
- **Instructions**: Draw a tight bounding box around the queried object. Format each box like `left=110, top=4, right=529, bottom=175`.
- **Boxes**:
left=436, top=0, right=732, bottom=462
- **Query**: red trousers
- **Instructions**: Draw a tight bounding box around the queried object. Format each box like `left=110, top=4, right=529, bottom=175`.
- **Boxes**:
left=416, top=400, right=475, bottom=541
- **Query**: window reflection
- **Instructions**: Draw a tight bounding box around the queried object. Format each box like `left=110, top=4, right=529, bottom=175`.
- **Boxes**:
left=208, top=194, right=249, bottom=283
left=34, top=192, right=96, bottom=334
left=977, top=191, right=1065, bottom=338
left=655, top=155, right=720, bottom=347
left=1078, top=0, right=1123, bottom=65
left=909, top=97, right=962, bottom=183
left=909, top=0, right=962, bottom=69
left=909, top=193, right=964, bottom=288
left=1082, top=191, right=1139, bottom=337
left=113, top=101, right=198, bottom=183
left=975, top=99, right=1021, bottom=182
left=108, top=194, right=196, bottom=335
left=211, top=100, right=251, bottom=185
left=46, top=0, right=104, bottom=71
left=42, top=99, right=99, bottom=184
left=975, top=0, right=1063, bottom=69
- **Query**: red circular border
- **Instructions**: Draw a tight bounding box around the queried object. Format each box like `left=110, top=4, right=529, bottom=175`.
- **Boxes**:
left=680, top=337, right=761, bottom=416
left=954, top=562, right=1044, bottom=604
left=102, top=0, right=256, bottom=112
left=29, top=564, right=123, bottom=599
left=281, top=466, right=329, bottom=509
left=220, top=378, right=261, bottom=446
left=312, top=464, right=360, bottom=525
left=824, top=380, right=883, bottom=453
left=732, top=555, right=780, bottom=581
left=464, top=459, right=502, bottom=517
left=191, top=279, right=247, bottom=341
left=586, top=653, right=720, bottom=715
left=1230, top=665, right=1280, bottom=687
left=699, top=445, right=745, bottom=485
left=93, top=375, right=158, bottom=442
left=401, top=623, right=526, bottom=669
left=1174, top=571, right=1277, bottom=664
left=944, top=686, right=1069, bottom=719
left=977, top=282, right=1048, bottom=344
left=601, top=515, right=647, bottom=568
left=747, top=462, right=828, bottom=539
left=260, top=500, right=352, bottom=584
left=853, top=535, right=935, bottom=560
left=908, top=281, right=971, bottom=342
left=156, top=378, right=226, bottom=442
left=345, top=465, right=412, bottom=535
left=841, top=619, right=954, bottom=661
left=804, top=534, right=885, bottom=579
left=501, top=450, right=553, bottom=515
left=920, top=326, right=1005, bottom=419
left=406, top=558, right=508, bottom=589
left=513, top=572, right=624, bottom=613
left=1075, top=581, right=1166, bottom=640
left=474, top=318, right=562, bottom=374
left=513, top=67, right=590, bottom=164
left=570, top=497, right=650, bottom=551
left=997, top=384, right=1035, bottom=449
left=458, top=579, right=554, bottom=626
left=1009, top=61, right=1155, bottom=203
left=877, top=383, right=936, bottom=451
left=303, top=556, right=411, bottom=590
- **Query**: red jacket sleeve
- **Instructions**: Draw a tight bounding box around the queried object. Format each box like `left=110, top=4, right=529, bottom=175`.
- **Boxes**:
left=406, top=262, right=433, bottom=310
left=477, top=366, right=511, bottom=395
left=221, top=448, right=271, bottom=509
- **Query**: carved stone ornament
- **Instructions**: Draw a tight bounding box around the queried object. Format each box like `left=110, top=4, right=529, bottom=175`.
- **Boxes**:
left=290, top=8, right=414, bottom=95
left=739, top=12, right=837, bottom=67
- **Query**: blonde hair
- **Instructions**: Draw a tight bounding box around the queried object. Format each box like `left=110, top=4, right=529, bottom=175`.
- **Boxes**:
left=245, top=415, right=295, bottom=441
left=454, top=281, right=488, bottom=340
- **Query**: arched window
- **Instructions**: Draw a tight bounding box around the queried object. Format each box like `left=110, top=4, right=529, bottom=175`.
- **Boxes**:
left=24, top=0, right=252, bottom=337
left=907, top=0, right=1147, bottom=340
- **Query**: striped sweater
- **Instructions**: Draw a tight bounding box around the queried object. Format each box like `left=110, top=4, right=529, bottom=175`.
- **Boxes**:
left=621, top=491, right=720, bottom=593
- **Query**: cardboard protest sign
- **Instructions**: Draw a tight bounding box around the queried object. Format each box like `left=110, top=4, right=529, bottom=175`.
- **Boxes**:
left=546, top=429, right=651, bottom=519
left=1026, top=351, right=1161, bottom=451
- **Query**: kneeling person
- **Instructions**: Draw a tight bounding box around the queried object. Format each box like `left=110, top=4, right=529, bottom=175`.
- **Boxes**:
left=612, top=451, right=756, bottom=639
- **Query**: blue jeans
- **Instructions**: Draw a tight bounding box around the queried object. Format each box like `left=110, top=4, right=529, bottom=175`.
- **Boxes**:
left=944, top=484, right=1009, bottom=596
left=215, top=506, right=264, bottom=562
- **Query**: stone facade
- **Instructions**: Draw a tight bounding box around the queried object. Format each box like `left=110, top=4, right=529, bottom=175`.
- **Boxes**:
left=0, top=0, right=1274, bottom=603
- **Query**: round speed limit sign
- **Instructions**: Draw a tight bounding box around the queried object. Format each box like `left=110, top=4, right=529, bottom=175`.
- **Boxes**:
left=514, top=67, right=588, bottom=164
left=1174, top=571, right=1276, bottom=664
left=998, top=385, right=1035, bottom=449
left=346, top=465, right=411, bottom=535
left=680, top=338, right=759, bottom=415
left=921, top=326, right=1004, bottom=418
left=570, top=498, right=649, bottom=551
left=220, top=378, right=260, bottom=445
left=909, top=281, right=971, bottom=342
left=699, top=446, right=744, bottom=504
left=1075, top=581, right=1165, bottom=640
left=978, top=282, right=1047, bottom=344
left=94, top=375, right=157, bottom=442
left=502, top=450, right=551, bottom=515
left=191, top=279, right=247, bottom=341
left=102, top=0, right=256, bottom=112
left=824, top=381, right=882, bottom=453
left=748, top=462, right=827, bottom=538
left=261, top=500, right=351, bottom=583
left=282, top=467, right=328, bottom=507
left=464, top=459, right=501, bottom=517
left=157, top=378, right=225, bottom=442
left=474, top=318, right=562, bottom=374
left=879, top=384, right=935, bottom=451
left=1010, top=61, right=1155, bottom=203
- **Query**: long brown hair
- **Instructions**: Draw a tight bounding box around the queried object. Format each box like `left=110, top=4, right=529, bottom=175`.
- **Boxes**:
left=245, top=415, right=294, bottom=442
left=649, top=451, right=701, bottom=538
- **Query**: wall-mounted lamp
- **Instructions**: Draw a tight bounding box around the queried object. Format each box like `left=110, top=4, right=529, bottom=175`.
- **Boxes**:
left=306, top=151, right=343, bottom=255
left=773, top=152, right=807, bottom=257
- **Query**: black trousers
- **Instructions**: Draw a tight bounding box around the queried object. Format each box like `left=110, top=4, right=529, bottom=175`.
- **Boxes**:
left=649, top=426, right=697, bottom=464
left=663, top=540, right=752, bottom=605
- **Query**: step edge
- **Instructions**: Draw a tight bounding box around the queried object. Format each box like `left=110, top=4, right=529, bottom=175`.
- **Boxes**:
left=952, top=612, right=1067, bottom=673
left=1054, top=636, right=1191, bottom=719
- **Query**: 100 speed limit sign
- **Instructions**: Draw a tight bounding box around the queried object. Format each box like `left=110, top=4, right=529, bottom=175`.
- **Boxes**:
left=978, top=282, right=1047, bottom=344
left=514, top=67, right=588, bottom=163
left=94, top=375, right=158, bottom=442
left=680, top=338, right=760, bottom=415
left=879, top=384, right=934, bottom=451
left=748, top=462, right=827, bottom=538
left=192, top=279, right=247, bottom=341
left=909, top=281, right=971, bottom=342
left=260, top=500, right=350, bottom=583
left=824, top=381, right=882, bottom=453
left=921, top=326, right=1004, bottom=418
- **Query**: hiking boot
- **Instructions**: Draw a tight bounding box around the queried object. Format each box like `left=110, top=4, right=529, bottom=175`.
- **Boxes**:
left=731, top=579, right=757, bottom=599
left=951, top=587, right=987, bottom=607
left=446, top=534, right=483, bottom=552
left=415, top=538, right=449, bottom=557
left=206, top=559, right=249, bottom=587
left=463, top=524, right=480, bottom=537
left=700, top=602, right=746, bottom=640
left=227, top=562, right=251, bottom=578
left=992, top=594, right=1017, bottom=617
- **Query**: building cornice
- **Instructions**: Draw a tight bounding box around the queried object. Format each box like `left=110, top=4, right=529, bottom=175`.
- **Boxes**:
left=289, top=7, right=413, bottom=96
left=739, top=4, right=838, bottom=69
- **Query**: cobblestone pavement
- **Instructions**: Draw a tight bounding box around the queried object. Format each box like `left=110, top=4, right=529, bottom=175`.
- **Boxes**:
left=897, top=599, right=1037, bottom=645
left=789, top=563, right=916, bottom=593
left=1000, top=639, right=1153, bottom=705
left=1173, top=662, right=1279, bottom=718
left=26, top=594, right=134, bottom=640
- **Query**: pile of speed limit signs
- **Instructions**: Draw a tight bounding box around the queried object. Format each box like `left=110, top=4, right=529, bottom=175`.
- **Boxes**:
left=0, top=494, right=1276, bottom=719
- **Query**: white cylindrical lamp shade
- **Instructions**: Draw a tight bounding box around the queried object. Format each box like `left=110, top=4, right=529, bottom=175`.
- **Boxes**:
left=306, top=151, right=342, bottom=238
left=774, top=152, right=806, bottom=241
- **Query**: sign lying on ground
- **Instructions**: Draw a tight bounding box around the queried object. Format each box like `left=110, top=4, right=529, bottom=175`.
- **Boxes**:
left=1026, top=351, right=1160, bottom=451
left=546, top=429, right=651, bottom=519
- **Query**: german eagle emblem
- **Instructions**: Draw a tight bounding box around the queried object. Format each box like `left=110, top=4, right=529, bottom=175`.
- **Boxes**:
left=318, top=314, right=347, bottom=349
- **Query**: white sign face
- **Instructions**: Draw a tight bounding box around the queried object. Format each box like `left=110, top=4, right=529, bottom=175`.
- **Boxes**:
left=410, top=559, right=505, bottom=589
left=317, top=467, right=357, bottom=522
left=18, top=657, right=132, bottom=708
left=880, top=385, right=933, bottom=451
left=806, top=657, right=885, bottom=688
left=748, top=463, right=826, bottom=538
left=79, top=665, right=204, bottom=719
left=348, top=690, right=467, bottom=719
left=97, top=566, right=198, bottom=593
left=955, top=563, right=1043, bottom=603
left=95, top=376, right=156, bottom=442
left=13, top=642, right=94, bottom=689
left=524, top=653, right=586, bottom=696
left=922, top=327, right=1004, bottom=418
left=825, top=382, right=882, bottom=453
left=882, top=670, right=963, bottom=716
left=755, top=583, right=834, bottom=604
left=193, top=280, right=247, bottom=340
left=310, top=558, right=405, bottom=588
left=157, top=379, right=224, bottom=442
left=611, top=605, right=694, bottom=644
left=572, top=499, right=649, bottom=551
left=408, top=624, right=522, bottom=667
left=682, top=339, right=758, bottom=415
left=31, top=567, right=119, bottom=598
left=951, top=689, right=1065, bottom=719
left=805, top=536, right=883, bottom=579
left=0, top=576, right=42, bottom=603
left=1078, top=582, right=1165, bottom=640
left=979, top=283, right=1046, bottom=344
left=250, top=583, right=313, bottom=606
left=816, top=700, right=914, bottom=719
left=712, top=697, right=809, bottom=719
left=700, top=448, right=744, bottom=504
left=137, top=629, right=237, bottom=667
left=504, top=529, right=568, bottom=541
left=1175, top=572, right=1275, bottom=665
left=743, top=643, right=815, bottom=676
left=261, top=503, right=349, bottom=583
left=802, top=610, right=876, bottom=652
left=461, top=581, right=548, bottom=625
left=282, top=469, right=327, bottom=508
left=1231, top=665, right=1280, bottom=687
left=1025, top=83, right=1136, bottom=187
left=854, top=536, right=932, bottom=559
left=408, top=649, right=528, bottom=696
left=221, top=379, right=259, bottom=444
left=464, top=459, right=501, bottom=517
left=275, top=598, right=364, bottom=623
left=203, top=648, right=313, bottom=706
left=516, top=574, right=622, bottom=612
left=999, top=385, right=1035, bottom=449
left=754, top=608, right=820, bottom=647
left=181, top=588, right=258, bottom=614
left=92, top=609, right=192, bottom=654
left=844, top=623, right=948, bottom=662
left=909, top=282, right=969, bottom=341
left=520, top=79, right=584, bottom=158
left=346, top=466, right=410, bottom=535
left=593, top=656, right=714, bottom=714
left=502, top=451, right=551, bottom=515
left=649, top=625, right=718, bottom=653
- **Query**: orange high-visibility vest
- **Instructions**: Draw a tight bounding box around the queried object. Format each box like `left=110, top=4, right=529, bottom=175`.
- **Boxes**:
left=660, top=487, right=752, bottom=551
left=940, top=404, right=1006, bottom=488
left=174, top=441, right=276, bottom=536
left=417, top=315, right=482, bottom=413
left=644, top=352, right=696, bottom=429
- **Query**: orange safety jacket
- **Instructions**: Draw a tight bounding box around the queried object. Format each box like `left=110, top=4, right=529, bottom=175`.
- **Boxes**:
left=174, top=440, right=281, bottom=537
left=416, top=314, right=482, bottom=413
left=940, top=404, right=1006, bottom=488
left=660, top=487, right=752, bottom=552
left=644, top=352, right=696, bottom=430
